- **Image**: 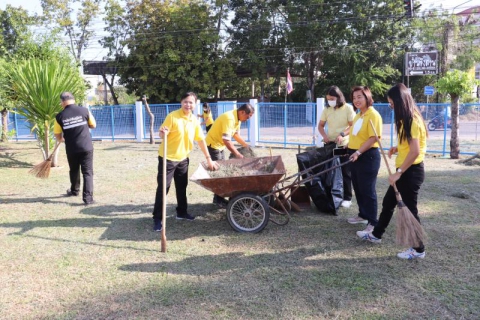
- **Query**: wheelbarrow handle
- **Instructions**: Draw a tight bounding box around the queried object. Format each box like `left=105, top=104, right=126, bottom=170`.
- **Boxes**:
left=272, top=158, right=352, bottom=196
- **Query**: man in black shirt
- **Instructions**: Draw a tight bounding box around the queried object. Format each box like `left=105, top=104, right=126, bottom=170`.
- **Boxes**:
left=54, top=92, right=96, bottom=205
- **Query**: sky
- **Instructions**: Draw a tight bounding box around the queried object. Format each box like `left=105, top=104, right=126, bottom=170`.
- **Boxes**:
left=1, top=0, right=480, bottom=60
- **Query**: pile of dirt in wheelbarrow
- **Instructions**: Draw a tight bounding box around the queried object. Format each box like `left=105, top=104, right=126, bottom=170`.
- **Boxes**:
left=209, top=160, right=276, bottom=178
left=229, top=146, right=257, bottom=159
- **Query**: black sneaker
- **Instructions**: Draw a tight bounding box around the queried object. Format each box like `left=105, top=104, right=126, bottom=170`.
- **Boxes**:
left=176, top=213, right=195, bottom=221
left=153, top=219, right=163, bottom=232
left=84, top=200, right=96, bottom=206
left=66, top=189, right=79, bottom=197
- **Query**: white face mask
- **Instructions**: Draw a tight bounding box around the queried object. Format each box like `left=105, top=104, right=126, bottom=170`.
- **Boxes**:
left=327, top=100, right=337, bottom=107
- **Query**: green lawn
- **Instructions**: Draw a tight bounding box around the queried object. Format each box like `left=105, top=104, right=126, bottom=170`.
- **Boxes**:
left=1, top=141, right=479, bottom=319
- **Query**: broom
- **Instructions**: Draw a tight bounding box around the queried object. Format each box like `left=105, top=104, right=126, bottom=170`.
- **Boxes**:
left=29, top=142, right=62, bottom=179
left=161, top=133, right=168, bottom=253
left=369, top=120, right=425, bottom=248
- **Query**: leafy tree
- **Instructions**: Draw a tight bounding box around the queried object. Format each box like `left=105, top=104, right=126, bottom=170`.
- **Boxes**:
left=98, top=0, right=128, bottom=105
left=227, top=0, right=288, bottom=100
left=40, top=0, right=103, bottom=63
left=118, top=0, right=235, bottom=102
left=0, top=5, right=36, bottom=141
left=310, top=0, right=413, bottom=100
left=436, top=70, right=478, bottom=159
left=5, top=59, right=86, bottom=161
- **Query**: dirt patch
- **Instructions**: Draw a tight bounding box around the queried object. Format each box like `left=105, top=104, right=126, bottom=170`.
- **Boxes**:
left=456, top=153, right=480, bottom=166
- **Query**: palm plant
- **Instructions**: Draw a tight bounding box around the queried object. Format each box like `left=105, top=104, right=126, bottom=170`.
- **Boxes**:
left=5, top=58, right=85, bottom=161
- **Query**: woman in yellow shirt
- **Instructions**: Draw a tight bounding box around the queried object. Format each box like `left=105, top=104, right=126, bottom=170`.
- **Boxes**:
left=347, top=86, right=382, bottom=233
left=357, top=83, right=428, bottom=260
left=197, top=102, right=214, bottom=132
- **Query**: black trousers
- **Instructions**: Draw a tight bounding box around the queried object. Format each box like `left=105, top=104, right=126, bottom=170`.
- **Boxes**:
left=152, top=157, right=189, bottom=220
left=372, top=162, right=425, bottom=252
left=208, top=146, right=226, bottom=203
left=349, top=148, right=381, bottom=226
left=67, top=150, right=94, bottom=203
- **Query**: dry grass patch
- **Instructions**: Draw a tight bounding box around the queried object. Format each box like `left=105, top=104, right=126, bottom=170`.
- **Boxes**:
left=0, top=141, right=479, bottom=319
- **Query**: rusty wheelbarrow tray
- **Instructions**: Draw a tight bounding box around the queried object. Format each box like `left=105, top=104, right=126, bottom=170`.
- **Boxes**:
left=190, top=156, right=286, bottom=233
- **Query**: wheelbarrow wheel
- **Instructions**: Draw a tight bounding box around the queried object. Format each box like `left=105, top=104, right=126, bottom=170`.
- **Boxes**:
left=227, top=193, right=270, bottom=233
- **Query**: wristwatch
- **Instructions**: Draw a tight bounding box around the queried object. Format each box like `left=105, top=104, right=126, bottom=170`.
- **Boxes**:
left=396, top=168, right=403, bottom=174
left=340, top=132, right=345, bottom=137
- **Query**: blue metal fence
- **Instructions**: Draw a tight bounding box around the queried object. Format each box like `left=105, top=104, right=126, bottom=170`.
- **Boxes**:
left=6, top=102, right=480, bottom=156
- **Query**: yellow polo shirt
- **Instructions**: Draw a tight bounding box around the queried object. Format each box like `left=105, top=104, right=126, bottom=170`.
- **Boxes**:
left=348, top=107, right=382, bottom=150
left=395, top=115, right=427, bottom=167
left=320, top=103, right=356, bottom=147
left=203, top=111, right=214, bottom=126
left=158, top=109, right=204, bottom=161
left=205, top=109, right=240, bottom=150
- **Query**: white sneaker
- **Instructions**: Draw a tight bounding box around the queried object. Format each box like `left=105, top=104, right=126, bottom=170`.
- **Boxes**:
left=341, top=200, right=352, bottom=208
left=363, top=224, right=374, bottom=233
left=347, top=217, right=368, bottom=224
left=397, top=248, right=426, bottom=260
left=356, top=230, right=381, bottom=243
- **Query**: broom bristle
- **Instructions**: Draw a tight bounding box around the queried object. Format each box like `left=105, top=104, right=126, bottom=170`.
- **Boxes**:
left=29, top=159, right=53, bottom=179
left=395, top=203, right=426, bottom=247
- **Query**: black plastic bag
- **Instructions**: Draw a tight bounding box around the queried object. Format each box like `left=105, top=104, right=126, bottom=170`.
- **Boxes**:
left=296, top=145, right=344, bottom=215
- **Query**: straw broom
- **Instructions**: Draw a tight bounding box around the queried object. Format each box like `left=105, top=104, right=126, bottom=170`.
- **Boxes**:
left=369, top=120, right=425, bottom=248
left=161, top=133, right=168, bottom=253
left=29, top=142, right=62, bottom=179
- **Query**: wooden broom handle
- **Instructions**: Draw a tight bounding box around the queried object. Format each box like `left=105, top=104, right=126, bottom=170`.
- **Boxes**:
left=161, top=133, right=167, bottom=253
left=369, top=120, right=401, bottom=195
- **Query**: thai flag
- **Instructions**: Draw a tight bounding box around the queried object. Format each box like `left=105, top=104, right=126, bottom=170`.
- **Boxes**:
left=286, top=70, right=293, bottom=94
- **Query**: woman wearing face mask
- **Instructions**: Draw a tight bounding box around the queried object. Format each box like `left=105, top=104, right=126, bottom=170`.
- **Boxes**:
left=317, top=85, right=356, bottom=208
left=347, top=86, right=382, bottom=235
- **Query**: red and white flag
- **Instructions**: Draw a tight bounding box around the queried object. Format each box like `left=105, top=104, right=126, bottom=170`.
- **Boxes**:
left=286, top=70, right=293, bottom=94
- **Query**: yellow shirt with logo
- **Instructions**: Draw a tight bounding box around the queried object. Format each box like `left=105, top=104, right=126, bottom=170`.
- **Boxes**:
left=205, top=109, right=240, bottom=150
left=158, top=109, right=205, bottom=161
left=320, top=103, right=356, bottom=147
left=395, top=115, right=427, bottom=167
left=348, top=107, right=382, bottom=150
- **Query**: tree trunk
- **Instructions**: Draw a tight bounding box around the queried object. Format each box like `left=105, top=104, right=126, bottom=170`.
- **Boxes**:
left=106, top=74, right=119, bottom=105
left=450, top=94, right=460, bottom=159
left=144, top=102, right=155, bottom=144
left=1, top=108, right=8, bottom=142
left=43, top=123, right=50, bottom=161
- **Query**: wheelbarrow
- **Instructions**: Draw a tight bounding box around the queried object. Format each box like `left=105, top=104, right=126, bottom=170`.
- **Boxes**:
left=191, top=155, right=351, bottom=233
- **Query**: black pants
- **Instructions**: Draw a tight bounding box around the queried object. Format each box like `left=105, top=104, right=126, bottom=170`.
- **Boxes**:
left=208, top=146, right=226, bottom=203
left=206, top=124, right=212, bottom=133
left=67, top=150, right=94, bottom=203
left=349, top=148, right=381, bottom=226
left=373, top=162, right=425, bottom=252
left=152, top=157, right=189, bottom=220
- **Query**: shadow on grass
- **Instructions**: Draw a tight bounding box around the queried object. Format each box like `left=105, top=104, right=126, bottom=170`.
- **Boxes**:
left=102, top=144, right=156, bottom=151
left=118, top=249, right=395, bottom=276
left=0, top=203, right=233, bottom=242
left=0, top=151, right=33, bottom=168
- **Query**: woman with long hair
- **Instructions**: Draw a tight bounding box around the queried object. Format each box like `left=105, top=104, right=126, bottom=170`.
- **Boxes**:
left=357, top=83, right=428, bottom=260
